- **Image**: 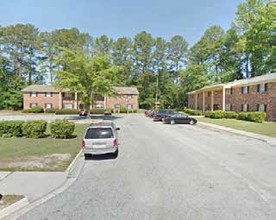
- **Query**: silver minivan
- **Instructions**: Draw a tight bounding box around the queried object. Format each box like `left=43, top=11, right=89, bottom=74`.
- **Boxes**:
left=82, top=121, right=120, bottom=159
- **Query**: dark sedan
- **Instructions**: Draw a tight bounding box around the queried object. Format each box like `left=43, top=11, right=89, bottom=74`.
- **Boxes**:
left=163, top=113, right=197, bottom=125
left=153, top=109, right=177, bottom=121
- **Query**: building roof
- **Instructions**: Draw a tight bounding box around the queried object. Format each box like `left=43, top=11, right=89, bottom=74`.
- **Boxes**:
left=21, top=85, right=69, bottom=92
left=112, top=86, right=139, bottom=95
left=188, top=73, right=276, bottom=94
left=22, top=85, right=139, bottom=95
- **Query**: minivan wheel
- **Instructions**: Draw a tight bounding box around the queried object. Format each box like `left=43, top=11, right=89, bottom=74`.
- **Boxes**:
left=84, top=154, right=91, bottom=160
left=189, top=120, right=195, bottom=125
left=170, top=120, right=175, bottom=125
left=113, top=149, right=119, bottom=158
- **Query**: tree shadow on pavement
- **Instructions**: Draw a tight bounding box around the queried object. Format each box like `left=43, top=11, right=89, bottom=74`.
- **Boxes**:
left=84, top=153, right=118, bottom=161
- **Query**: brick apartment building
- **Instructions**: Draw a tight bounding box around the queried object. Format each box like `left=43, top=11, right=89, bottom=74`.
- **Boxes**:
left=22, top=85, right=139, bottom=111
left=187, top=73, right=276, bottom=121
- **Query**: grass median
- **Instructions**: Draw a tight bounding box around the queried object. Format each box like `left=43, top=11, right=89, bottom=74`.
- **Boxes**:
left=198, top=117, right=276, bottom=137
left=0, top=123, right=88, bottom=172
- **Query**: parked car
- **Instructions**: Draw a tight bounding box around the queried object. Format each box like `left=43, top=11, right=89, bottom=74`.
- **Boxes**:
left=104, top=109, right=112, bottom=116
left=153, top=109, right=177, bottom=121
left=163, top=113, right=197, bottom=125
left=79, top=109, right=88, bottom=116
left=82, top=121, right=120, bottom=159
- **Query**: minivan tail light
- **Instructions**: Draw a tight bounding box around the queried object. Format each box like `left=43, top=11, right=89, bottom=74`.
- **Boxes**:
left=113, top=139, right=117, bottom=147
left=81, top=140, right=85, bottom=149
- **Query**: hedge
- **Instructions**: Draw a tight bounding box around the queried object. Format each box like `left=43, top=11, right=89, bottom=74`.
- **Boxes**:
left=22, top=120, right=47, bottom=138
left=55, top=109, right=79, bottom=115
left=183, top=108, right=203, bottom=116
left=90, top=109, right=105, bottom=114
left=238, top=112, right=266, bottom=123
left=44, top=108, right=59, bottom=113
left=0, top=121, right=24, bottom=137
left=50, top=119, right=75, bottom=138
left=22, top=106, right=44, bottom=113
left=205, top=111, right=238, bottom=119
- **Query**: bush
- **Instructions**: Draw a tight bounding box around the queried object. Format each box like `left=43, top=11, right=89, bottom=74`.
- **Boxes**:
left=22, top=106, right=44, bottom=113
left=22, top=120, right=47, bottom=138
left=90, top=109, right=105, bottom=114
left=55, top=109, right=79, bottom=115
left=50, top=119, right=75, bottom=138
left=120, top=105, right=128, bottom=113
left=183, top=108, right=203, bottom=116
left=208, top=110, right=225, bottom=119
left=223, top=111, right=238, bottom=119
left=0, top=121, right=24, bottom=137
left=44, top=108, right=58, bottom=113
left=238, top=112, right=266, bottom=123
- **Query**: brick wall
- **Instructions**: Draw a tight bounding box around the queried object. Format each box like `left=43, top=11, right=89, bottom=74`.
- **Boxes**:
left=23, top=92, right=60, bottom=109
left=106, top=94, right=139, bottom=110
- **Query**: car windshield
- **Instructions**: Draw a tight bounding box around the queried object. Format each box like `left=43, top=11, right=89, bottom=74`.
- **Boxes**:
left=158, top=109, right=167, bottom=114
left=85, top=127, right=114, bottom=139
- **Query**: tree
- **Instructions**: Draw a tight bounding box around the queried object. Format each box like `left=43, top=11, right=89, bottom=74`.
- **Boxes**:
left=93, top=35, right=112, bottom=56
left=55, top=49, right=121, bottom=115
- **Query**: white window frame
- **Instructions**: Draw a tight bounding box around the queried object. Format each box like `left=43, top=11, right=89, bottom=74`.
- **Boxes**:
left=242, top=86, right=249, bottom=94
left=63, top=103, right=73, bottom=109
left=225, top=89, right=231, bottom=95
left=127, top=95, right=133, bottom=99
left=127, top=104, right=133, bottom=110
left=114, top=104, right=120, bottom=109
left=258, top=104, right=266, bottom=112
left=95, top=103, right=104, bottom=109
left=45, top=92, right=52, bottom=97
left=225, top=104, right=231, bottom=111
left=259, top=84, right=265, bottom=93
left=64, top=93, right=73, bottom=98
left=242, top=104, right=249, bottom=112
left=45, top=103, right=52, bottom=109
left=30, top=92, right=37, bottom=97
left=30, top=103, right=37, bottom=108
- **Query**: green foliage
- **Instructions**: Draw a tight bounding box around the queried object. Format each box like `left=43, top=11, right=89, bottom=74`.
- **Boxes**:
left=50, top=119, right=75, bottom=138
left=22, top=106, right=44, bottom=113
left=44, top=108, right=59, bottom=113
left=55, top=109, right=79, bottom=115
left=119, top=105, right=128, bottom=113
left=0, top=121, right=24, bottom=137
left=206, top=111, right=238, bottom=119
left=22, top=120, right=47, bottom=138
left=90, top=109, right=105, bottom=114
left=238, top=112, right=266, bottom=123
left=183, top=108, right=203, bottom=116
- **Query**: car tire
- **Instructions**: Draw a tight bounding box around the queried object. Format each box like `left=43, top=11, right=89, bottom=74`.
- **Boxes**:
left=113, top=149, right=118, bottom=158
left=189, top=120, right=195, bottom=125
left=84, top=154, right=91, bottom=160
left=170, top=120, right=175, bottom=125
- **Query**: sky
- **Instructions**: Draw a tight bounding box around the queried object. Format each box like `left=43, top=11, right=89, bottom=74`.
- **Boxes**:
left=0, top=0, right=245, bottom=46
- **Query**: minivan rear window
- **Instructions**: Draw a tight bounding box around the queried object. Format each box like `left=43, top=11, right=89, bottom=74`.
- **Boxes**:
left=85, top=128, right=114, bottom=139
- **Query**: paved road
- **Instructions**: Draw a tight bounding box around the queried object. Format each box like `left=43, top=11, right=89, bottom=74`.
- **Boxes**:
left=17, top=114, right=276, bottom=220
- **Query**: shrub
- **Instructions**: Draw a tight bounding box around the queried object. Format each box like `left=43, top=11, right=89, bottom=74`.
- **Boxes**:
left=22, top=120, right=47, bottom=138
left=50, top=119, right=75, bottom=138
left=90, top=109, right=105, bottom=114
left=183, top=108, right=203, bottom=116
left=247, top=112, right=266, bottom=123
left=44, top=108, right=58, bottom=113
left=204, top=111, right=212, bottom=118
left=22, top=106, right=44, bottom=113
left=223, top=111, right=238, bottom=119
left=0, top=121, right=24, bottom=137
left=237, top=112, right=266, bottom=123
left=55, top=109, right=79, bottom=115
left=120, top=105, right=128, bottom=113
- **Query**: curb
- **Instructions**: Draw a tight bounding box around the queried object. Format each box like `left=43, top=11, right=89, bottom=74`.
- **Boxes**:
left=65, top=149, right=83, bottom=173
left=0, top=197, right=29, bottom=219
left=198, top=122, right=276, bottom=146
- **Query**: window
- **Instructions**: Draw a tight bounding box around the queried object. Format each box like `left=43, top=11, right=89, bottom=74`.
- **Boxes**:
left=30, top=92, right=37, bottom=97
left=64, top=93, right=73, bottom=98
left=257, top=104, right=267, bottom=112
left=207, top=92, right=211, bottom=97
left=95, top=103, right=104, bottom=109
left=85, top=128, right=114, bottom=139
left=225, top=89, right=231, bottom=95
left=29, top=103, right=37, bottom=108
left=257, top=83, right=268, bottom=93
left=127, top=104, right=133, bottom=110
left=114, top=104, right=120, bottom=109
left=45, top=92, right=52, bottom=97
left=94, top=94, right=104, bottom=101
left=225, top=104, right=232, bottom=111
left=241, top=86, right=249, bottom=94
left=241, top=104, right=249, bottom=112
left=45, top=103, right=52, bottom=109
left=127, top=95, right=133, bottom=99
left=63, top=103, right=73, bottom=109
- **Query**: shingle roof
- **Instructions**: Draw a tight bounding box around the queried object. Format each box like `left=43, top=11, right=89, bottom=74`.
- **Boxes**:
left=21, top=85, right=69, bottom=92
left=188, top=73, right=276, bottom=94
left=112, top=87, right=139, bottom=95
left=22, top=85, right=139, bottom=95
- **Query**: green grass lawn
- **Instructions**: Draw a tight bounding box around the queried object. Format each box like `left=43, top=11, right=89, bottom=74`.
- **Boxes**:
left=0, top=123, right=88, bottom=171
left=198, top=117, right=276, bottom=137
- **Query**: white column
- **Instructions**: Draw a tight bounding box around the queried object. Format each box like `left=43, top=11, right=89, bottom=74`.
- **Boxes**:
left=74, top=92, right=78, bottom=109
left=202, top=92, right=205, bottom=111
left=222, top=86, right=225, bottom=111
